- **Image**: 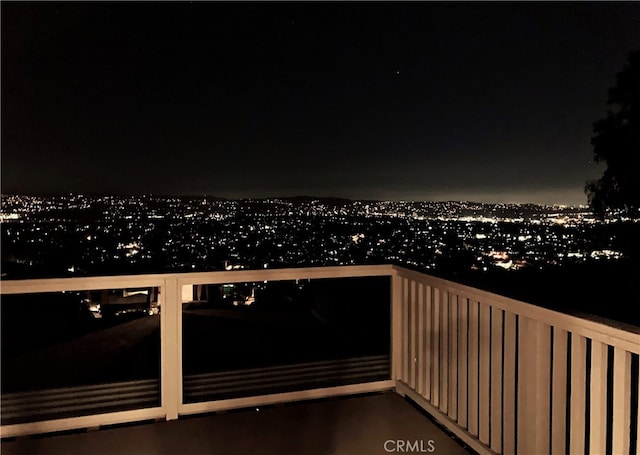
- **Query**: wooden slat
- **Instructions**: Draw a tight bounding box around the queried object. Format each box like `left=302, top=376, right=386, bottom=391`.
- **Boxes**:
left=468, top=299, right=479, bottom=437
left=490, top=307, right=503, bottom=454
left=611, top=347, right=631, bottom=454
left=448, top=293, right=458, bottom=421
left=551, top=328, right=568, bottom=455
left=516, top=319, right=552, bottom=454
left=417, top=283, right=425, bottom=397
left=457, top=296, right=468, bottom=429
left=441, top=290, right=449, bottom=414
left=402, top=278, right=409, bottom=384
left=425, top=285, right=432, bottom=401
left=432, top=287, right=441, bottom=408
left=517, top=317, right=533, bottom=453
left=502, top=312, right=517, bottom=455
left=479, top=302, right=491, bottom=445
left=569, top=334, right=587, bottom=455
left=534, top=321, right=551, bottom=454
left=589, top=340, right=608, bottom=454
left=410, top=280, right=417, bottom=389
left=391, top=274, right=403, bottom=382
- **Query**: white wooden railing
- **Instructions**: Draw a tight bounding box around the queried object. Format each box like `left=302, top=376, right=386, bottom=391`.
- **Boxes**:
left=2, top=264, right=639, bottom=455
left=392, top=266, right=640, bottom=455
left=0, top=265, right=395, bottom=438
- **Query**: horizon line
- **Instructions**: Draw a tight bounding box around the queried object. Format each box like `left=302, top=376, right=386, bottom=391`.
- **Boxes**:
left=1, top=191, right=589, bottom=208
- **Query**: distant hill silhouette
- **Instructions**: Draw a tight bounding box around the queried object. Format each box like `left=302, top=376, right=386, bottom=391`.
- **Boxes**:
left=2, top=192, right=585, bottom=209
left=272, top=195, right=362, bottom=205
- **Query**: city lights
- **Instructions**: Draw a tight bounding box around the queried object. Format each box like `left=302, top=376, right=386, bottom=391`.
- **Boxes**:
left=0, top=194, right=632, bottom=278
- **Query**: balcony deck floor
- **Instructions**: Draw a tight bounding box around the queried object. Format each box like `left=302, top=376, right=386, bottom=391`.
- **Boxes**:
left=1, top=392, right=473, bottom=455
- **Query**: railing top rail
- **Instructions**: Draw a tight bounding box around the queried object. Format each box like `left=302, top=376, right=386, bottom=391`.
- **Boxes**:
left=0, top=264, right=396, bottom=295
left=391, top=265, right=640, bottom=353
left=174, top=264, right=395, bottom=285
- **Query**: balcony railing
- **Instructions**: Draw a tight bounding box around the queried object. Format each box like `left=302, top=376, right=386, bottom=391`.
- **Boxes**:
left=1, top=264, right=639, bottom=455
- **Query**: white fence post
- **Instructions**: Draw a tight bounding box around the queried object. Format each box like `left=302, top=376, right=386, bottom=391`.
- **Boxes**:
left=391, top=271, right=403, bottom=386
left=161, top=276, right=181, bottom=420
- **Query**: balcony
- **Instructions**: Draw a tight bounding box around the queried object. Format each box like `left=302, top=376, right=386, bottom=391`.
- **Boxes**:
left=1, top=264, right=639, bottom=454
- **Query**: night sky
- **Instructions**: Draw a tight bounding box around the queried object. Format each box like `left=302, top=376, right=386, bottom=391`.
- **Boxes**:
left=2, top=2, right=639, bottom=204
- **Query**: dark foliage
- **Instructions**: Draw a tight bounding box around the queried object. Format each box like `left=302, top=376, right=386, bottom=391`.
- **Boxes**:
left=586, top=50, right=640, bottom=218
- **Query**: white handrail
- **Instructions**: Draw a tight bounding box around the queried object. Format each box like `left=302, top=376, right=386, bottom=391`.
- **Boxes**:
left=0, top=264, right=397, bottom=295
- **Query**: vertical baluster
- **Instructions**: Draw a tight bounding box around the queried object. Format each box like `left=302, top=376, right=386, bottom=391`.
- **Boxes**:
left=479, top=302, right=491, bottom=445
left=392, top=274, right=403, bottom=382
left=534, top=321, right=551, bottom=454
left=425, top=285, right=432, bottom=401
left=410, top=280, right=417, bottom=389
left=503, top=312, right=517, bottom=455
left=491, top=307, right=504, bottom=454
left=457, top=296, right=468, bottom=429
left=441, top=290, right=449, bottom=414
left=517, top=317, right=533, bottom=453
left=589, top=340, right=608, bottom=454
left=448, top=292, right=458, bottom=421
left=552, top=328, right=568, bottom=455
left=611, top=347, right=631, bottom=454
left=432, top=287, right=441, bottom=408
left=402, top=278, right=409, bottom=384
left=468, top=299, right=479, bottom=437
left=569, top=334, right=587, bottom=455
left=417, top=283, right=425, bottom=396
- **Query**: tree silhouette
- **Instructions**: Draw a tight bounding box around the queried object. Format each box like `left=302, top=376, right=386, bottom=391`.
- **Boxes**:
left=585, top=50, right=640, bottom=219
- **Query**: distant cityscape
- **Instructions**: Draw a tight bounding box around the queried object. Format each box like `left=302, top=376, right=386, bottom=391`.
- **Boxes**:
left=2, top=193, right=637, bottom=280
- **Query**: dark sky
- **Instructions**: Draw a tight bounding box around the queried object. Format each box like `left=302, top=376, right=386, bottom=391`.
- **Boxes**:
left=2, top=2, right=639, bottom=204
